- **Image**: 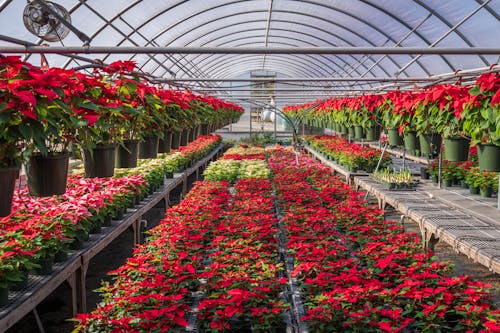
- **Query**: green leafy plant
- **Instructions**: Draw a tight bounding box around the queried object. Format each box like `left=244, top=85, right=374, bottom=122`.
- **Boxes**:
left=462, top=73, right=500, bottom=146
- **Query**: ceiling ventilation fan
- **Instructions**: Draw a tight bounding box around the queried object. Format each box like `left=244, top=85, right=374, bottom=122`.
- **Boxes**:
left=23, top=0, right=90, bottom=43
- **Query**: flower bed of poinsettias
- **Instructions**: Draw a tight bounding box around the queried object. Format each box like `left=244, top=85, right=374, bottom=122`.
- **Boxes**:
left=197, top=178, right=287, bottom=331
left=0, top=135, right=221, bottom=296
left=304, top=134, right=391, bottom=172
left=268, top=148, right=499, bottom=332
left=73, top=177, right=287, bottom=331
left=73, top=146, right=499, bottom=332
left=203, top=146, right=269, bottom=182
left=221, top=146, right=267, bottom=160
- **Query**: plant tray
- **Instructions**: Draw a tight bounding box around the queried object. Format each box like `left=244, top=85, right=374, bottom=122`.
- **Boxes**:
left=370, top=177, right=418, bottom=191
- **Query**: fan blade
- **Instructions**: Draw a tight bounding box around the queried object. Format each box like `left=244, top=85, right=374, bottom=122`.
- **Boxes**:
left=31, top=0, right=91, bottom=44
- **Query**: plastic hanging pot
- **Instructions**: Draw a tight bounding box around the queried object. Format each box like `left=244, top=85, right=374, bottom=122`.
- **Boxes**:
left=480, top=187, right=493, bottom=198
left=365, top=126, right=380, bottom=141
left=419, top=133, right=441, bottom=158
left=348, top=126, right=355, bottom=138
left=354, top=126, right=364, bottom=140
left=0, top=286, right=8, bottom=306
left=26, top=152, right=69, bottom=197
left=116, top=139, right=139, bottom=168
left=404, top=131, right=419, bottom=155
left=0, top=166, right=20, bottom=217
left=188, top=127, right=196, bottom=142
left=180, top=129, right=189, bottom=146
left=158, top=130, right=172, bottom=154
left=387, top=128, right=403, bottom=147
left=444, top=136, right=469, bottom=162
left=420, top=166, right=429, bottom=180
left=171, top=131, right=181, bottom=149
left=477, top=143, right=500, bottom=172
left=138, top=135, right=159, bottom=159
left=201, top=123, right=210, bottom=135
left=83, top=143, right=116, bottom=178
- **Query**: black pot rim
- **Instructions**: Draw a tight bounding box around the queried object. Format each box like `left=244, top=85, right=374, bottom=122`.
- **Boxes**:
left=92, top=143, right=117, bottom=150
left=0, top=165, right=21, bottom=171
left=30, top=151, right=70, bottom=159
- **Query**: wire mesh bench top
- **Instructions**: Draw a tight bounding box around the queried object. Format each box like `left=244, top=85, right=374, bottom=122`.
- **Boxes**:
left=354, top=177, right=500, bottom=274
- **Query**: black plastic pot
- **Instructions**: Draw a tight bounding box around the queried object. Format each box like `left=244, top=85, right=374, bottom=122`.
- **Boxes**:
left=201, top=123, right=210, bottom=135
left=116, top=140, right=139, bottom=168
left=180, top=129, right=189, bottom=146
left=158, top=130, right=172, bottom=154
left=138, top=136, right=159, bottom=159
left=26, top=152, right=69, bottom=197
left=188, top=128, right=196, bottom=142
left=0, top=166, right=20, bottom=217
left=171, top=131, right=181, bottom=149
left=420, top=167, right=429, bottom=180
left=83, top=144, right=116, bottom=178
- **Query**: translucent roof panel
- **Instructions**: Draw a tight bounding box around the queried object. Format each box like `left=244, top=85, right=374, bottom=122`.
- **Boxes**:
left=0, top=0, right=498, bottom=92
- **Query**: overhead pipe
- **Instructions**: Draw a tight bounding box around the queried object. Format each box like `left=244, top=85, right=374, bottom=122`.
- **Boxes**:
left=155, top=76, right=437, bottom=82
left=0, top=46, right=498, bottom=55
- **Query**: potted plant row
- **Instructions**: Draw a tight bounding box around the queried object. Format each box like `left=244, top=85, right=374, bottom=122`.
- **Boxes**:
left=283, top=73, right=499, bottom=168
left=0, top=57, right=243, bottom=216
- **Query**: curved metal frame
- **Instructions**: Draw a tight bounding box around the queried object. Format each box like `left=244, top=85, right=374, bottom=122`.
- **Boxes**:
left=0, top=0, right=495, bottom=80
left=145, top=24, right=386, bottom=81
left=141, top=17, right=386, bottom=79
left=138, top=6, right=409, bottom=77
left=414, top=0, right=489, bottom=66
left=196, top=55, right=329, bottom=79
left=140, top=18, right=375, bottom=78
left=170, top=29, right=359, bottom=77
left=188, top=39, right=354, bottom=78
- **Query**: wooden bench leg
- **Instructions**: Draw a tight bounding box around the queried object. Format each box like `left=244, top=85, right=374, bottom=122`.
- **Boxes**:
left=66, top=272, right=78, bottom=317
left=130, top=217, right=143, bottom=245
left=182, top=175, right=188, bottom=196
left=418, top=222, right=439, bottom=252
left=33, top=307, right=45, bottom=333
left=427, top=233, right=439, bottom=252
left=76, top=261, right=89, bottom=313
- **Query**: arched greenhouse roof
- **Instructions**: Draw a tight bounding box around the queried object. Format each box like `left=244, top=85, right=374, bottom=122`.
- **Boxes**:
left=0, top=0, right=499, bottom=101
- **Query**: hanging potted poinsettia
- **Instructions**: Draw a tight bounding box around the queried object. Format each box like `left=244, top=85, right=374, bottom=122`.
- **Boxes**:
left=199, top=96, right=218, bottom=136
left=4, top=60, right=86, bottom=197
left=175, top=91, right=198, bottom=146
left=73, top=72, right=123, bottom=176
left=102, top=61, right=155, bottom=162
left=429, top=84, right=471, bottom=162
left=156, top=89, right=181, bottom=153
left=135, top=83, right=165, bottom=159
left=462, top=73, right=500, bottom=171
left=395, top=91, right=420, bottom=156
left=0, top=56, right=28, bottom=215
left=413, top=88, right=441, bottom=159
left=379, top=91, right=404, bottom=147
left=359, top=94, right=383, bottom=141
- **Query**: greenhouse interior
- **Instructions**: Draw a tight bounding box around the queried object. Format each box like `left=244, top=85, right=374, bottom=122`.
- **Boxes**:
left=0, top=0, right=500, bottom=332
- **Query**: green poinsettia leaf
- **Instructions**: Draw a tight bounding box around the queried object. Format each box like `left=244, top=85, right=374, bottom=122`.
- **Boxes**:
left=78, top=101, right=99, bottom=111
left=70, top=116, right=88, bottom=128
left=18, top=123, right=33, bottom=140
